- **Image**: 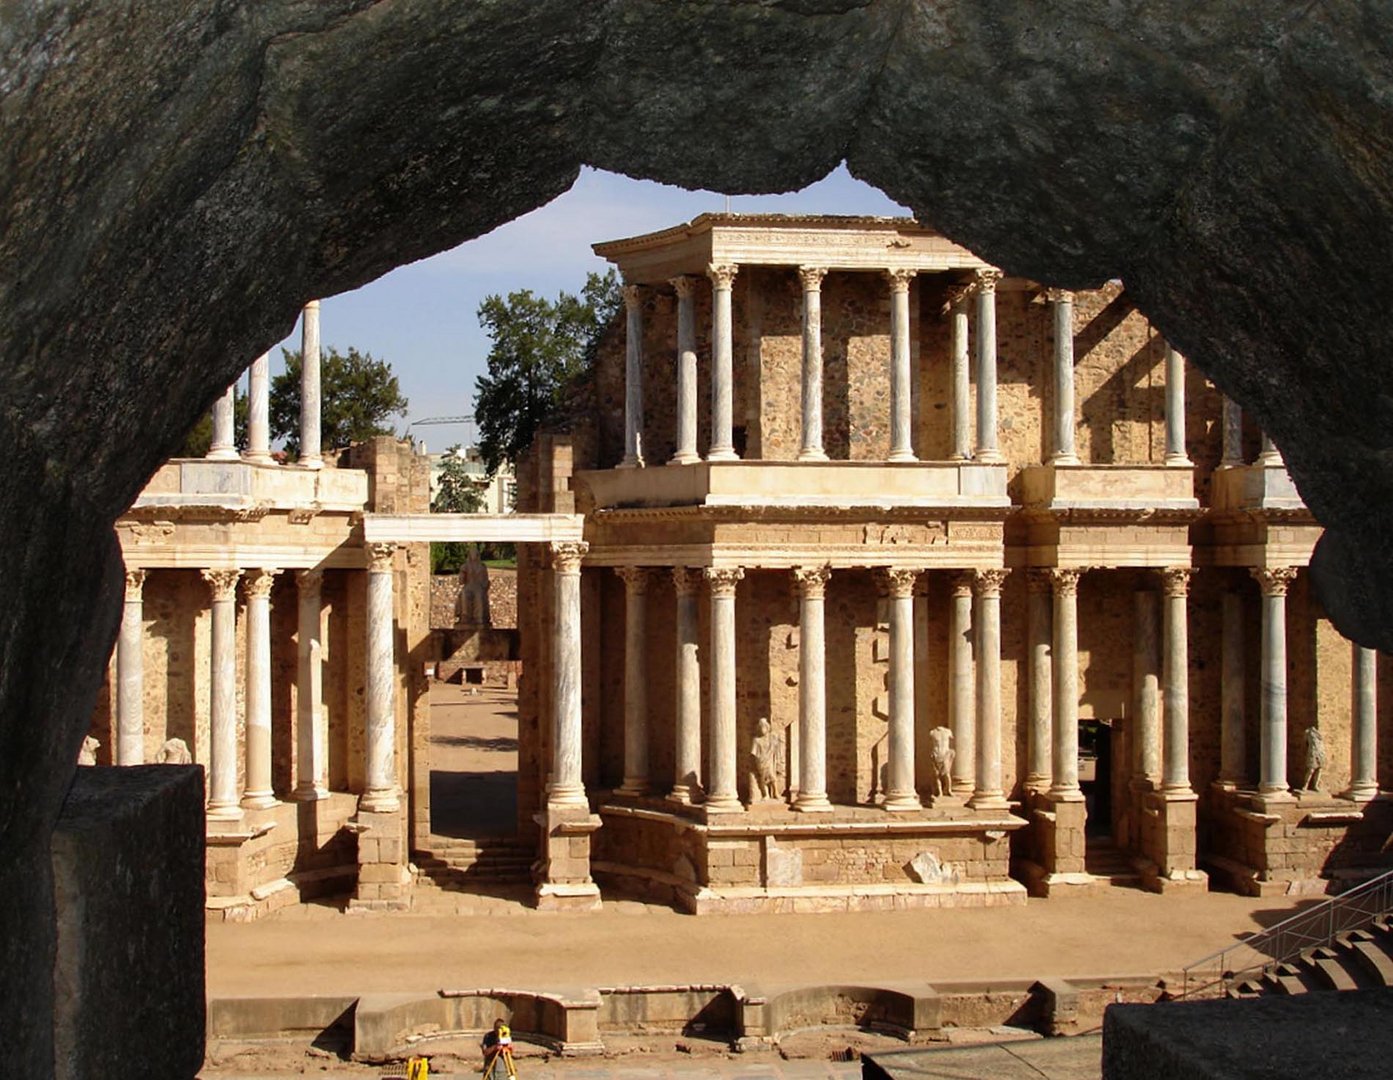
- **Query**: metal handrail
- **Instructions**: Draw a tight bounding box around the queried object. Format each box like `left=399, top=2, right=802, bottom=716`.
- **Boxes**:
left=1180, top=868, right=1393, bottom=999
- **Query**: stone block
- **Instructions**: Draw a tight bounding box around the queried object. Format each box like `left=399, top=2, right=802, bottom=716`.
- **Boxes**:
left=51, top=766, right=205, bottom=1080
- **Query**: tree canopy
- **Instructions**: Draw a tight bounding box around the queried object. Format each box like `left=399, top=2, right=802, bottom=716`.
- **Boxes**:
left=271, top=346, right=408, bottom=456
left=473, top=269, right=621, bottom=476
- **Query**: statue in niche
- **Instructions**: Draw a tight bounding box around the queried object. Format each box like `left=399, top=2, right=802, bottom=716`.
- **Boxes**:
left=157, top=737, right=193, bottom=765
left=747, top=716, right=785, bottom=804
left=1301, top=726, right=1327, bottom=792
left=456, top=545, right=491, bottom=628
left=928, top=726, right=955, bottom=798
left=77, top=736, right=99, bottom=766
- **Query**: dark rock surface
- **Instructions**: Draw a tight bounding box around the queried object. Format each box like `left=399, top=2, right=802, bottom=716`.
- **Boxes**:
left=3, top=2, right=1392, bottom=1071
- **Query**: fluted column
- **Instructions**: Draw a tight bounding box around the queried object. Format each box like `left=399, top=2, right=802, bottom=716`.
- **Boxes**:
left=241, top=568, right=279, bottom=809
left=670, top=277, right=700, bottom=465
left=620, top=283, right=645, bottom=468
left=1047, top=289, right=1079, bottom=464
left=798, top=266, right=829, bottom=461
left=1050, top=568, right=1083, bottom=796
left=974, top=270, right=1003, bottom=463
left=292, top=568, right=328, bottom=801
left=970, top=569, right=1010, bottom=808
left=244, top=352, right=272, bottom=463
left=1220, top=396, right=1243, bottom=467
left=1253, top=566, right=1297, bottom=796
left=704, top=566, right=744, bottom=812
left=116, top=569, right=148, bottom=766
left=1351, top=645, right=1379, bottom=800
left=208, top=384, right=238, bottom=460
left=949, top=571, right=976, bottom=796
left=707, top=264, right=739, bottom=461
left=615, top=566, right=651, bottom=796
left=1133, top=591, right=1161, bottom=783
left=1161, top=568, right=1193, bottom=791
left=362, top=544, right=400, bottom=812
left=949, top=288, right=972, bottom=461
left=1219, top=591, right=1246, bottom=785
left=202, top=568, right=242, bottom=819
left=1163, top=345, right=1191, bottom=465
left=793, top=566, right=832, bottom=811
left=1025, top=569, right=1053, bottom=790
left=882, top=568, right=922, bottom=810
left=548, top=542, right=589, bottom=808
left=670, top=568, right=703, bottom=803
left=299, top=300, right=323, bottom=468
left=886, top=269, right=917, bottom=462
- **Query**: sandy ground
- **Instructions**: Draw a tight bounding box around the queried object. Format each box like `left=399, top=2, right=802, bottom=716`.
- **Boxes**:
left=428, top=684, right=518, bottom=837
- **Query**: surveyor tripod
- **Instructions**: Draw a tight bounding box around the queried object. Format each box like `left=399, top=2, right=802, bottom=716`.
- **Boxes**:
left=482, top=1042, right=518, bottom=1080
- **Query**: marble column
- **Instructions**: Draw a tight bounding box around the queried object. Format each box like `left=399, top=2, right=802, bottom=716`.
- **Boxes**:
left=245, top=352, right=272, bottom=463
left=1050, top=568, right=1083, bottom=797
left=615, top=566, right=651, bottom=796
left=116, top=569, right=147, bottom=766
left=704, top=566, right=745, bottom=811
left=970, top=568, right=1010, bottom=809
left=670, top=276, right=700, bottom=465
left=241, top=568, right=279, bottom=809
left=707, top=264, right=739, bottom=461
left=949, top=288, right=972, bottom=461
left=1252, top=566, right=1297, bottom=796
left=1351, top=644, right=1379, bottom=800
left=1258, top=432, right=1285, bottom=466
left=882, top=568, right=922, bottom=810
left=798, top=266, right=829, bottom=461
left=292, top=568, right=329, bottom=801
left=299, top=300, right=323, bottom=469
left=1133, top=591, right=1161, bottom=783
left=1161, top=568, right=1193, bottom=791
left=362, top=544, right=400, bottom=812
left=620, top=283, right=645, bottom=468
left=208, top=384, right=238, bottom=460
left=1219, top=591, right=1246, bottom=785
left=949, top=571, right=976, bottom=795
left=548, top=542, right=589, bottom=808
left=886, top=269, right=917, bottom=462
left=974, top=270, right=1004, bottom=463
left=1163, top=345, right=1192, bottom=465
left=202, top=568, right=243, bottom=819
left=1220, top=396, right=1243, bottom=467
left=1047, top=289, right=1079, bottom=464
left=793, top=565, right=833, bottom=811
left=1025, top=569, right=1053, bottom=790
left=670, top=568, right=703, bottom=803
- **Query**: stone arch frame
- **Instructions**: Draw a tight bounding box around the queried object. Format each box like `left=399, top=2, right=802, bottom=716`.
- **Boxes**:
left=5, top=3, right=1393, bottom=1068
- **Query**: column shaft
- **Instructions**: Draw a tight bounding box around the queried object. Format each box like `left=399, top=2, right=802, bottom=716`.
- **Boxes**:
left=620, top=284, right=645, bottom=468
left=1254, top=567, right=1297, bottom=795
left=974, top=271, right=1003, bottom=462
left=116, top=570, right=147, bottom=766
left=203, top=569, right=242, bottom=818
left=670, top=569, right=702, bottom=802
left=1050, top=569, right=1082, bottom=795
left=1351, top=645, right=1379, bottom=799
left=362, top=546, right=400, bottom=811
left=208, top=384, right=238, bottom=460
left=1220, top=396, right=1243, bottom=466
left=292, top=569, right=328, bottom=800
left=794, top=566, right=832, bottom=811
left=1220, top=591, right=1246, bottom=784
left=1049, top=290, right=1079, bottom=463
left=707, top=265, right=739, bottom=461
left=949, top=573, right=976, bottom=795
left=671, top=277, right=700, bottom=464
left=887, top=270, right=917, bottom=462
left=950, top=292, right=972, bottom=460
left=1161, top=568, right=1192, bottom=791
left=1025, top=571, right=1052, bottom=789
left=616, top=567, right=650, bottom=796
left=299, top=300, right=323, bottom=468
left=798, top=267, right=829, bottom=461
left=882, top=569, right=921, bottom=810
left=1258, top=431, right=1285, bottom=466
left=970, top=569, right=1010, bottom=808
left=704, top=567, right=744, bottom=811
left=242, top=569, right=278, bottom=808
left=549, top=543, right=588, bottom=807
left=1133, top=591, right=1161, bottom=783
left=1163, top=345, right=1191, bottom=465
left=245, top=352, right=272, bottom=462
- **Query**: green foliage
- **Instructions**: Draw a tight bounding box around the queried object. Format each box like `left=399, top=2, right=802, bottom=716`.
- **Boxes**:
left=271, top=346, right=408, bottom=456
left=473, top=268, right=621, bottom=477
left=431, top=444, right=486, bottom=574
left=178, top=390, right=249, bottom=457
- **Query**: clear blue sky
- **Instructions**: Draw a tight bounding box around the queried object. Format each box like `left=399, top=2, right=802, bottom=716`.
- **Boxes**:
left=273, top=164, right=909, bottom=452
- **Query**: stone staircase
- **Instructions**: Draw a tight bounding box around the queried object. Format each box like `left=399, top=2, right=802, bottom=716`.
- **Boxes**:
left=413, top=835, right=536, bottom=888
left=1085, top=841, right=1143, bottom=887
left=1226, top=916, right=1393, bottom=998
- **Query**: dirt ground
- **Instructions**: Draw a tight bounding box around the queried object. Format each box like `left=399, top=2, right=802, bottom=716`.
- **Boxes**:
left=427, top=684, right=518, bottom=837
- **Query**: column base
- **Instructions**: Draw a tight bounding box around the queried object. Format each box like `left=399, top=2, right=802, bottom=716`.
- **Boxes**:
left=614, top=780, right=649, bottom=798
left=668, top=452, right=701, bottom=466
left=296, top=457, right=324, bottom=470
left=617, top=455, right=644, bottom=469
left=1164, top=453, right=1194, bottom=467
left=1347, top=785, right=1380, bottom=803
left=703, top=793, right=744, bottom=814
left=535, top=881, right=603, bottom=912
left=968, top=792, right=1010, bottom=812
left=546, top=783, right=589, bottom=809
left=358, top=789, right=400, bottom=814
left=206, top=803, right=244, bottom=822
left=706, top=448, right=739, bottom=462
left=667, top=785, right=702, bottom=805
left=797, top=448, right=829, bottom=462
left=975, top=450, right=1004, bottom=464
left=1050, top=453, right=1081, bottom=466
left=887, top=450, right=918, bottom=463
left=290, top=785, right=330, bottom=802
left=883, top=791, right=922, bottom=812
left=793, top=793, right=833, bottom=813
left=1255, top=785, right=1297, bottom=806
left=206, top=448, right=239, bottom=461
left=240, top=791, right=278, bottom=811
left=241, top=451, right=274, bottom=464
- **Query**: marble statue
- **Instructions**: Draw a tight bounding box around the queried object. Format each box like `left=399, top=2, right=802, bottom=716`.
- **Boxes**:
left=77, top=736, right=99, bottom=766
left=1301, top=726, right=1327, bottom=792
left=928, top=726, right=955, bottom=798
left=157, top=737, right=193, bottom=765
left=747, top=716, right=784, bottom=803
left=456, top=545, right=491, bottom=628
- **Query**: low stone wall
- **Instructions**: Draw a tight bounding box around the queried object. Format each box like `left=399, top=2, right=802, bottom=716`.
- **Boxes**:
left=430, top=569, right=517, bottom=630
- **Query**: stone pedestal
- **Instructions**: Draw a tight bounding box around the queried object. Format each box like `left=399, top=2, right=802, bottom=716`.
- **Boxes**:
left=534, top=806, right=602, bottom=911
left=350, top=807, right=409, bottom=911
left=1138, top=790, right=1207, bottom=893
left=1019, top=789, right=1088, bottom=896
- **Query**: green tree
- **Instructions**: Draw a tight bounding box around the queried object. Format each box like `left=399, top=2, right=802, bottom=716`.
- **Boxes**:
left=473, top=269, right=621, bottom=477
left=271, top=346, right=408, bottom=456
left=431, top=445, right=486, bottom=573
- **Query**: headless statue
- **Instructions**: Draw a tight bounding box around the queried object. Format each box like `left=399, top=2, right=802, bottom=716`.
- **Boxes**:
left=928, top=726, right=955, bottom=798
left=1301, top=726, right=1327, bottom=792
left=747, top=717, right=785, bottom=804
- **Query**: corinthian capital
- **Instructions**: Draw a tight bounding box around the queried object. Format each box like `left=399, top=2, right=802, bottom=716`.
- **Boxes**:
left=243, top=568, right=280, bottom=600
left=621, top=282, right=643, bottom=309
left=615, top=565, right=650, bottom=593
left=703, top=566, right=745, bottom=596
left=707, top=263, right=739, bottom=289
left=798, top=266, right=829, bottom=292
left=1161, top=566, right=1193, bottom=597
left=884, top=267, right=917, bottom=293
left=201, top=568, right=242, bottom=601
left=1044, top=287, right=1074, bottom=304
left=972, top=567, right=1011, bottom=597
left=670, top=275, right=698, bottom=299
left=1049, top=567, right=1084, bottom=597
left=1251, top=566, right=1298, bottom=597
left=550, top=541, right=589, bottom=575
left=792, top=564, right=832, bottom=599
left=974, top=268, right=1004, bottom=293
left=879, top=567, right=921, bottom=599
left=123, top=568, right=148, bottom=601
left=671, top=566, right=700, bottom=597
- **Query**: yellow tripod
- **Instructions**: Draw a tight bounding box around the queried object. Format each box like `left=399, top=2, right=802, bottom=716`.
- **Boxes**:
left=481, top=1043, right=517, bottom=1080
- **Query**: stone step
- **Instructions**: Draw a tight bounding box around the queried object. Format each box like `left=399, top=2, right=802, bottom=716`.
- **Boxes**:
left=1346, top=939, right=1393, bottom=987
